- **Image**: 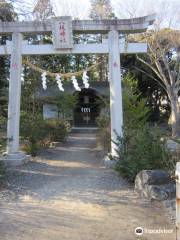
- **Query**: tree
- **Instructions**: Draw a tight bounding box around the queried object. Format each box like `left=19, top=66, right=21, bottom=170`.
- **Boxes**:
left=115, top=74, right=170, bottom=183
left=33, top=0, right=54, bottom=20
left=136, top=29, right=180, bottom=137
left=90, top=0, right=114, bottom=20
left=115, top=0, right=180, bottom=135
left=0, top=0, right=17, bottom=120
left=121, top=54, right=170, bottom=123
left=89, top=0, right=115, bottom=82
left=0, top=0, right=17, bottom=21
left=114, top=0, right=180, bottom=29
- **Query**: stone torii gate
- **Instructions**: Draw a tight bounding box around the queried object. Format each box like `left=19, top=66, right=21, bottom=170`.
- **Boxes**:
left=0, top=15, right=155, bottom=165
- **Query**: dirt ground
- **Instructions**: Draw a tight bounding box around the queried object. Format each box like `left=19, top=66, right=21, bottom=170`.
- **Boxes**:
left=0, top=133, right=176, bottom=240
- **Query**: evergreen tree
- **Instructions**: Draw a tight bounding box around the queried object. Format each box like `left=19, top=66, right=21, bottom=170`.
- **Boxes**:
left=0, top=1, right=17, bottom=120
left=0, top=0, right=17, bottom=22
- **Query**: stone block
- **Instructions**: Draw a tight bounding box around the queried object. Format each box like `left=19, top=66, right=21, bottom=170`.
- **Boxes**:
left=145, top=184, right=175, bottom=201
left=167, top=139, right=180, bottom=151
left=0, top=152, right=30, bottom=167
left=135, top=170, right=171, bottom=189
left=135, top=170, right=175, bottom=201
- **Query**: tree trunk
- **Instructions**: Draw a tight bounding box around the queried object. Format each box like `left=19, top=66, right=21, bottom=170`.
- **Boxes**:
left=170, top=97, right=180, bottom=138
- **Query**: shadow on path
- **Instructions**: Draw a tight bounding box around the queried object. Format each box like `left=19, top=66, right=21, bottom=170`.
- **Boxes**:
left=0, top=133, right=176, bottom=240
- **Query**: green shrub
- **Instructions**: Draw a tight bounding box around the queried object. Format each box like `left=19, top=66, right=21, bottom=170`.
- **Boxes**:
left=20, top=113, right=48, bottom=156
left=20, top=113, right=69, bottom=156
left=115, top=126, right=170, bottom=182
left=0, top=137, right=6, bottom=154
left=96, top=114, right=109, bottom=129
left=96, top=114, right=111, bottom=153
left=0, top=161, right=5, bottom=187
left=22, top=140, right=39, bottom=157
left=122, top=73, right=149, bottom=130
left=115, top=74, right=172, bottom=182
left=0, top=116, right=6, bottom=129
left=45, top=119, right=69, bottom=142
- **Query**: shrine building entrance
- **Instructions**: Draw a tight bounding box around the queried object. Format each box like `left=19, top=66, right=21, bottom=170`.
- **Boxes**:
left=73, top=88, right=101, bottom=127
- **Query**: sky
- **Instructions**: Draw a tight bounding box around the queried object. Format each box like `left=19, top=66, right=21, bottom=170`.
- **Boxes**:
left=53, top=0, right=180, bottom=29
left=17, top=0, right=180, bottom=29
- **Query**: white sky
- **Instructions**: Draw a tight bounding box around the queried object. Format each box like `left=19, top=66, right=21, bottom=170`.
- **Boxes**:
left=22, top=0, right=180, bottom=28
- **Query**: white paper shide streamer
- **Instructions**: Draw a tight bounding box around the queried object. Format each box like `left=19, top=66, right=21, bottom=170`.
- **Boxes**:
left=82, top=70, right=90, bottom=88
left=21, top=68, right=25, bottom=84
left=71, top=76, right=81, bottom=91
left=56, top=74, right=64, bottom=91
left=41, top=72, right=47, bottom=90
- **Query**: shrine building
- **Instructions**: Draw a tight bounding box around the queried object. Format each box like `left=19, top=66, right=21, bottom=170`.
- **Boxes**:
left=36, top=81, right=109, bottom=127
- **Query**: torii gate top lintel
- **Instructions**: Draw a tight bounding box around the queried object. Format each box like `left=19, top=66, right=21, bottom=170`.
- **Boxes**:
left=0, top=14, right=155, bottom=34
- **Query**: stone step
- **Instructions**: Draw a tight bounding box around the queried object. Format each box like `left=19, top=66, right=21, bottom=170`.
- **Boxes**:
left=71, top=127, right=98, bottom=133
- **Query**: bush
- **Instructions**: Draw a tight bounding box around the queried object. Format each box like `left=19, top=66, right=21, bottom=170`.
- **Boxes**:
left=20, top=113, right=48, bottom=156
left=0, top=161, right=5, bottom=187
left=0, top=116, right=6, bottom=130
left=115, top=126, right=170, bottom=182
left=96, top=74, right=150, bottom=153
left=96, top=114, right=111, bottom=153
left=115, top=74, right=172, bottom=182
left=122, top=73, right=149, bottom=130
left=0, top=137, right=6, bottom=154
left=54, top=93, right=77, bottom=121
left=45, top=119, right=69, bottom=142
left=20, top=113, right=69, bottom=156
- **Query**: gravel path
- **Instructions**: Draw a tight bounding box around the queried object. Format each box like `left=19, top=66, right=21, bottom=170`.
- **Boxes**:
left=0, top=133, right=176, bottom=240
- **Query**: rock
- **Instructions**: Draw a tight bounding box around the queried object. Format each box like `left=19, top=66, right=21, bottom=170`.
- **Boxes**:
left=135, top=170, right=175, bottom=201
left=145, top=184, right=176, bottom=201
left=135, top=170, right=171, bottom=189
left=163, top=199, right=176, bottom=210
left=104, top=155, right=117, bottom=168
left=163, top=199, right=176, bottom=221
left=167, top=139, right=180, bottom=151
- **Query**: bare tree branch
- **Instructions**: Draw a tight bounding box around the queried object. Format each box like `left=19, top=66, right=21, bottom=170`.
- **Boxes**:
left=136, top=54, right=170, bottom=91
left=133, top=66, right=168, bottom=94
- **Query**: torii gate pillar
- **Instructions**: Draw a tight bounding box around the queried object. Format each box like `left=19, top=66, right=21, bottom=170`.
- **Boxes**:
left=4, top=32, right=26, bottom=165
left=108, top=30, right=123, bottom=156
